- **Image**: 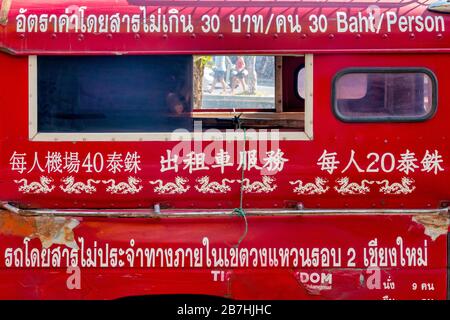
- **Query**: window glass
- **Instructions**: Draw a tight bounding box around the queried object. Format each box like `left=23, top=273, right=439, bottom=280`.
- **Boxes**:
left=195, top=55, right=275, bottom=110
left=297, top=67, right=306, bottom=99
left=334, top=71, right=435, bottom=121
left=38, top=55, right=193, bottom=133
left=335, top=74, right=367, bottom=100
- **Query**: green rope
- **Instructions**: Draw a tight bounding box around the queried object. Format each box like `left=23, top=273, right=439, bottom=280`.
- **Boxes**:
left=233, top=123, right=248, bottom=248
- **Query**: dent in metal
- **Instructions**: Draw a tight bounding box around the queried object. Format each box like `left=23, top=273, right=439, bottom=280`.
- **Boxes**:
left=412, top=213, right=450, bottom=241
left=0, top=210, right=80, bottom=249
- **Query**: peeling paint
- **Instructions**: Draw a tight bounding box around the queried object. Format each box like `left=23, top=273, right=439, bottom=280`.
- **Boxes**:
left=412, top=213, right=449, bottom=241
left=0, top=0, right=12, bottom=25
left=0, top=210, right=80, bottom=249
left=359, top=273, right=365, bottom=288
left=303, top=285, right=323, bottom=296
left=294, top=271, right=332, bottom=296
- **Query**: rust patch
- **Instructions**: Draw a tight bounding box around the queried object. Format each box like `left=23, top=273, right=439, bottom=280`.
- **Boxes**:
left=0, top=210, right=80, bottom=249
left=0, top=210, right=35, bottom=237
left=34, top=216, right=80, bottom=249
left=412, top=214, right=449, bottom=241
left=0, top=0, right=12, bottom=25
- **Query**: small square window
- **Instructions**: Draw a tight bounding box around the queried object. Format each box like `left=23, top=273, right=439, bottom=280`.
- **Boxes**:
left=195, top=55, right=275, bottom=110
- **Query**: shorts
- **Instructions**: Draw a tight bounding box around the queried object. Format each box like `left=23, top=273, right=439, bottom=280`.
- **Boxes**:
left=214, top=70, right=225, bottom=81
left=233, top=69, right=248, bottom=79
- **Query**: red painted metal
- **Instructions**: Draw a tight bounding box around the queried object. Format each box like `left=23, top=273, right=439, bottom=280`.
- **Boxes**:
left=0, top=53, right=448, bottom=210
left=0, top=0, right=448, bottom=54
left=0, top=215, right=446, bottom=300
left=0, top=0, right=448, bottom=300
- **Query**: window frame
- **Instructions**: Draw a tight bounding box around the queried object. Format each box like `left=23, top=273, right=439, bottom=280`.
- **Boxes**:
left=28, top=54, right=313, bottom=141
left=331, top=67, right=438, bottom=123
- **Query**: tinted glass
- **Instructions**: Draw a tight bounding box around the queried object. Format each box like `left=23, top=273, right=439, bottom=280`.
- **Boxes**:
left=334, top=71, right=435, bottom=121
left=38, top=55, right=193, bottom=132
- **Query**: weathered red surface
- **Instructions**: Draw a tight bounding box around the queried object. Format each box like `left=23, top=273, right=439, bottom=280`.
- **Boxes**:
left=0, top=52, right=448, bottom=210
left=0, top=214, right=447, bottom=300
left=0, top=0, right=448, bottom=300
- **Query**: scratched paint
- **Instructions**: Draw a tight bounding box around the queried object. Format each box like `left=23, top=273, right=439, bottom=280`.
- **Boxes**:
left=0, top=0, right=448, bottom=302
left=0, top=213, right=447, bottom=299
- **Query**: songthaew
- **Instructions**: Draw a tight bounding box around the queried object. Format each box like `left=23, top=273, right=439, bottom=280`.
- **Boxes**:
left=0, top=0, right=448, bottom=301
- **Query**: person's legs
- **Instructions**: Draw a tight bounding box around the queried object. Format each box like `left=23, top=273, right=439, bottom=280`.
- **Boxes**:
left=241, top=77, right=247, bottom=92
left=209, top=78, right=217, bottom=93
left=218, top=71, right=226, bottom=94
left=231, top=76, right=237, bottom=94
left=220, top=79, right=227, bottom=93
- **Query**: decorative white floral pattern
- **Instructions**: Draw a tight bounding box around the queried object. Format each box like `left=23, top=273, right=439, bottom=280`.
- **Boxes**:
left=377, top=177, right=416, bottom=194
left=60, top=176, right=100, bottom=194
left=334, top=177, right=375, bottom=195
left=149, top=177, right=190, bottom=194
left=14, top=176, right=55, bottom=194
left=237, top=176, right=277, bottom=193
left=289, top=177, right=329, bottom=195
left=102, top=177, right=143, bottom=194
left=195, top=176, right=235, bottom=194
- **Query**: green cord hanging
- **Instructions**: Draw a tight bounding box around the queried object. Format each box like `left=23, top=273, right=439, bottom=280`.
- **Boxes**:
left=233, top=119, right=248, bottom=248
